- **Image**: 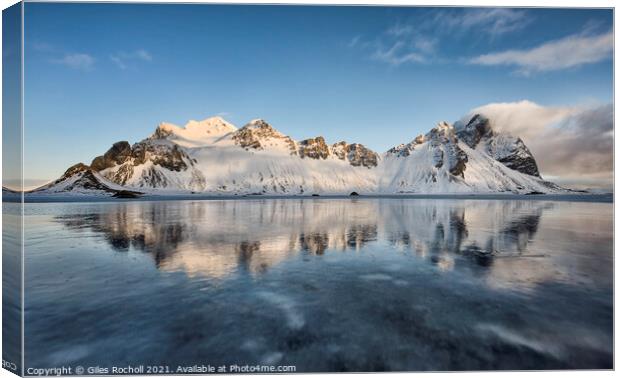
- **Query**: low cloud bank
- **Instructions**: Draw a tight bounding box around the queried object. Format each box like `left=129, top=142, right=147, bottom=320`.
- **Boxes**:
left=466, top=100, right=613, bottom=190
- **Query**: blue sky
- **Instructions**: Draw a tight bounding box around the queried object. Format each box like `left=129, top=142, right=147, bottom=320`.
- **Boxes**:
left=23, top=4, right=613, bottom=183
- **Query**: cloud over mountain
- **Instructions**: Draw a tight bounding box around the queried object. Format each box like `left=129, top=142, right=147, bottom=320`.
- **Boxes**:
left=467, top=101, right=613, bottom=189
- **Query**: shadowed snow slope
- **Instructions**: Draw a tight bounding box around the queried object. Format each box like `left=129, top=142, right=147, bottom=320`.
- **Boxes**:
left=34, top=113, right=566, bottom=196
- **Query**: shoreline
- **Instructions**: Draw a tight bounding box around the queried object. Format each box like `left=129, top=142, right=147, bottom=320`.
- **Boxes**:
left=3, top=192, right=613, bottom=204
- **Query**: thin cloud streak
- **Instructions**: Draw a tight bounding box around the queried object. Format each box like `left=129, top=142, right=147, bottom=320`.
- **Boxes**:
left=469, top=30, right=613, bottom=74
left=110, top=49, right=153, bottom=70
left=372, top=41, right=428, bottom=66
left=51, top=53, right=95, bottom=71
left=432, top=8, right=530, bottom=37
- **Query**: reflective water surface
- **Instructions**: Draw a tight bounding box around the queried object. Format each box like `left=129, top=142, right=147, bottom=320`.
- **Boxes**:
left=22, top=199, right=612, bottom=371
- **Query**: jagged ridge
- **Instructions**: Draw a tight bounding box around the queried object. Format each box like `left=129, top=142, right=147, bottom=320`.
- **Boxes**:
left=33, top=113, right=565, bottom=195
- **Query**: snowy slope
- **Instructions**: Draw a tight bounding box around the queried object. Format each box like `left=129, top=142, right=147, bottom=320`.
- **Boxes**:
left=34, top=113, right=566, bottom=196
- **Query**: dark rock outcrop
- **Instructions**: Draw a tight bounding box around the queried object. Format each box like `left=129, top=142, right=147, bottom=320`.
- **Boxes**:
left=232, top=127, right=263, bottom=149
left=131, top=143, right=188, bottom=171
left=112, top=190, right=142, bottom=198
left=298, top=137, right=330, bottom=159
left=332, top=142, right=378, bottom=168
left=91, top=141, right=132, bottom=171
left=232, top=119, right=297, bottom=154
left=62, top=162, right=90, bottom=178
left=494, top=138, right=540, bottom=178
left=456, top=114, right=540, bottom=177
left=455, top=114, right=493, bottom=149
left=89, top=140, right=192, bottom=186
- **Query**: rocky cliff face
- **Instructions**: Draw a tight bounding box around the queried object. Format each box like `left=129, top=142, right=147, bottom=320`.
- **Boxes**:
left=90, top=139, right=195, bottom=187
left=232, top=119, right=297, bottom=154
left=455, top=114, right=541, bottom=177
left=426, top=122, right=468, bottom=178
left=90, top=142, right=133, bottom=171
left=380, top=119, right=559, bottom=194
left=298, top=137, right=330, bottom=159
left=331, top=141, right=379, bottom=168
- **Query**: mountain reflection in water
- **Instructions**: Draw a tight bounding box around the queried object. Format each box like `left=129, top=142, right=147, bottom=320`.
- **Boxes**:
left=54, top=200, right=548, bottom=278
left=23, top=198, right=612, bottom=371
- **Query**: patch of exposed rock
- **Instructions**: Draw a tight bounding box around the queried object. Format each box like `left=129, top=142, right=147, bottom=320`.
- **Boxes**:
left=331, top=141, right=378, bottom=168
left=387, top=134, right=426, bottom=157
left=232, top=119, right=297, bottom=154
left=90, top=140, right=192, bottom=186
left=455, top=114, right=493, bottom=149
left=91, top=141, right=133, bottom=171
left=298, top=137, right=330, bottom=160
left=427, top=122, right=468, bottom=178
left=493, top=138, right=540, bottom=178
left=132, top=142, right=189, bottom=171
left=62, top=162, right=90, bottom=178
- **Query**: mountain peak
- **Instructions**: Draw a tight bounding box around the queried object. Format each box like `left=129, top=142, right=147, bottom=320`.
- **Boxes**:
left=454, top=114, right=493, bottom=149
left=58, top=162, right=92, bottom=181
left=455, top=113, right=540, bottom=177
left=244, top=118, right=274, bottom=130
left=238, top=119, right=289, bottom=139
left=427, top=121, right=457, bottom=143
left=233, top=119, right=295, bottom=152
left=436, top=121, right=451, bottom=129
left=184, top=116, right=237, bottom=133
left=331, top=141, right=379, bottom=168
left=150, top=116, right=237, bottom=147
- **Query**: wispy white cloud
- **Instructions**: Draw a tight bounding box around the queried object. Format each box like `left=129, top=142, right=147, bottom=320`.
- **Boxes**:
left=348, top=35, right=362, bottom=48
left=110, top=49, right=153, bottom=70
left=372, top=41, right=429, bottom=66
left=51, top=53, right=95, bottom=71
left=434, top=8, right=530, bottom=37
left=386, top=23, right=413, bottom=37
left=469, top=30, right=613, bottom=74
left=351, top=8, right=528, bottom=67
left=135, top=49, right=152, bottom=61
left=31, top=41, right=57, bottom=53
left=351, top=25, right=437, bottom=67
left=110, top=55, right=127, bottom=70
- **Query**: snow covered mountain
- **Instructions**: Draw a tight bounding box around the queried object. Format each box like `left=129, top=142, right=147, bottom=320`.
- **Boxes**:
left=454, top=114, right=541, bottom=177
left=33, top=113, right=565, bottom=196
left=379, top=116, right=560, bottom=193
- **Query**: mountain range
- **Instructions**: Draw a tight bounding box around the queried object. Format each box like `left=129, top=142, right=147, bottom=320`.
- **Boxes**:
left=28, top=112, right=565, bottom=197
